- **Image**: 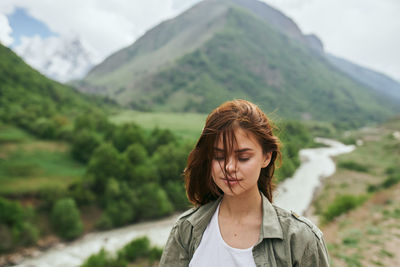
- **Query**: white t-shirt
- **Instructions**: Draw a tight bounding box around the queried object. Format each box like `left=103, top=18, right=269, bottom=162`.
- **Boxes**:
left=189, top=203, right=257, bottom=267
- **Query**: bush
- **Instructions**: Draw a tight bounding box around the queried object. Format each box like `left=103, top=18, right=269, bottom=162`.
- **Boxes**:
left=95, top=213, right=113, bottom=230
left=51, top=198, right=83, bottom=240
left=111, top=124, right=145, bottom=152
left=125, top=143, right=148, bottom=165
left=31, top=117, right=58, bottom=139
left=38, top=186, right=69, bottom=211
left=124, top=161, right=159, bottom=186
left=81, top=249, right=126, bottom=267
left=98, top=180, right=139, bottom=228
left=136, top=183, right=173, bottom=219
left=0, top=198, right=38, bottom=251
left=80, top=237, right=162, bottom=267
left=367, top=173, right=400, bottom=192
left=152, top=143, right=188, bottom=184
left=165, top=181, right=189, bottom=210
left=118, top=236, right=150, bottom=262
left=382, top=174, right=400, bottom=189
left=71, top=130, right=101, bottom=163
left=147, top=128, right=176, bottom=154
left=322, top=195, right=367, bottom=223
left=338, top=161, right=369, bottom=172
left=104, top=200, right=135, bottom=227
left=86, top=143, right=123, bottom=194
left=68, top=180, right=97, bottom=206
left=148, top=247, right=163, bottom=262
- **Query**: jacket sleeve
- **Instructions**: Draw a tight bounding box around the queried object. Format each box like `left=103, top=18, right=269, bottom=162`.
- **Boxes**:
left=299, top=235, right=330, bottom=267
left=159, top=221, right=191, bottom=267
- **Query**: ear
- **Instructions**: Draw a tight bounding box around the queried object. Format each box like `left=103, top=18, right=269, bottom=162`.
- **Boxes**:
left=262, top=151, right=272, bottom=168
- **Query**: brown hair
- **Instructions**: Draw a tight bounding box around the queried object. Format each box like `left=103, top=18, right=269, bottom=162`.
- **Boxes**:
left=185, top=99, right=281, bottom=206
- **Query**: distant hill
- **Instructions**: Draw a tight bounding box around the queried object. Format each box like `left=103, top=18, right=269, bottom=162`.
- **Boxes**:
left=77, top=0, right=400, bottom=126
left=326, top=53, right=400, bottom=102
left=0, top=43, right=109, bottom=132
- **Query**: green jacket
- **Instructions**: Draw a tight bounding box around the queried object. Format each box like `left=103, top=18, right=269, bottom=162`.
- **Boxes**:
left=160, top=193, right=330, bottom=266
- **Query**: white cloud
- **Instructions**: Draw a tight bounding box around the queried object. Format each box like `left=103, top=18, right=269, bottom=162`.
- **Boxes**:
left=0, top=0, right=199, bottom=63
left=14, top=34, right=97, bottom=82
left=0, top=13, right=13, bottom=46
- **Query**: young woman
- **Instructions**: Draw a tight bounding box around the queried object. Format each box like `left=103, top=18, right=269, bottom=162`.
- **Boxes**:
left=160, top=100, right=330, bottom=266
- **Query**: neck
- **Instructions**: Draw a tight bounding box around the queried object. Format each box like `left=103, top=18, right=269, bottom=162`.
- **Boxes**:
left=220, top=188, right=262, bottom=219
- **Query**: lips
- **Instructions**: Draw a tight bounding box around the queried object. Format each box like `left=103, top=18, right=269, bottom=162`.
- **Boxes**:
left=221, top=177, right=242, bottom=185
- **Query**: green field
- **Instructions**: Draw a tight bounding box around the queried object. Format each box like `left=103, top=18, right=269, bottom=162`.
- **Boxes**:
left=109, top=110, right=207, bottom=140
left=0, top=125, right=85, bottom=195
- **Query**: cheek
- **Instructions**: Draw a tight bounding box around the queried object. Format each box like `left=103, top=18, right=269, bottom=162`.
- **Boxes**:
left=211, top=160, right=221, bottom=178
left=240, top=159, right=263, bottom=176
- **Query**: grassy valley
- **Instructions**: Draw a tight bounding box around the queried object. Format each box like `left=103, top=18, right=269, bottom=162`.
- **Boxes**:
left=309, top=117, right=400, bottom=266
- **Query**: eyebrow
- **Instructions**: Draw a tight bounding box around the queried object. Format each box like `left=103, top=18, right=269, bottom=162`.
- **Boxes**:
left=213, top=147, right=253, bottom=153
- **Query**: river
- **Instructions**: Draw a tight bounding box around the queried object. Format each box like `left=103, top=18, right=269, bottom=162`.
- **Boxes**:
left=16, top=138, right=354, bottom=267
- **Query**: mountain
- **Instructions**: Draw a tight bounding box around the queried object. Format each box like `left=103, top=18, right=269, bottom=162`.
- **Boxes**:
left=13, top=35, right=96, bottom=83
left=0, top=43, right=107, bottom=130
left=326, top=53, right=400, bottom=102
left=77, top=0, right=399, bottom=126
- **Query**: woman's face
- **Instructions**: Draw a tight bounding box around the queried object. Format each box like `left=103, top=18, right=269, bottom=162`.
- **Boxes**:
left=211, top=127, right=271, bottom=197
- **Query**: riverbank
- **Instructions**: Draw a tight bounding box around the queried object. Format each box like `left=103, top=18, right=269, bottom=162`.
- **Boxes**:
left=311, top=120, right=400, bottom=266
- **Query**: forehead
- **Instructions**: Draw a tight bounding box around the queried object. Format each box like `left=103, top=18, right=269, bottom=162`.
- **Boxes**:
left=215, top=128, right=261, bottom=151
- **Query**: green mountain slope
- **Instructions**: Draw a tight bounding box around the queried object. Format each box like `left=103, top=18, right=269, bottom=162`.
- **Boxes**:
left=0, top=44, right=109, bottom=133
left=78, top=0, right=399, bottom=126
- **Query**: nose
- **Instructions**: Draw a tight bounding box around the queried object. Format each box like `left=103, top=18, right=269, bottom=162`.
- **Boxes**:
left=225, top=156, right=236, bottom=173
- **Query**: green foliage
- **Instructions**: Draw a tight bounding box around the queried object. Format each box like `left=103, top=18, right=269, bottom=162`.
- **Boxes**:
left=68, top=179, right=97, bottom=206
left=87, top=143, right=123, bottom=194
left=342, top=229, right=362, bottom=247
left=71, top=130, right=101, bottom=163
left=367, top=165, right=400, bottom=192
left=80, top=237, right=163, bottom=267
left=275, top=121, right=313, bottom=181
left=110, top=123, right=145, bottom=152
left=165, top=181, right=190, bottom=210
left=124, top=143, right=148, bottom=165
left=147, top=128, right=177, bottom=154
left=51, top=198, right=83, bottom=240
left=338, top=161, right=369, bottom=172
left=322, top=195, right=367, bottom=223
left=117, top=236, right=150, bottom=262
left=136, top=183, right=173, bottom=219
left=104, top=180, right=138, bottom=227
left=38, top=186, right=70, bottom=211
left=0, top=44, right=110, bottom=139
left=152, top=143, right=190, bottom=185
left=30, top=117, right=58, bottom=139
left=381, top=174, right=400, bottom=189
left=0, top=197, right=38, bottom=252
left=81, top=249, right=126, bottom=267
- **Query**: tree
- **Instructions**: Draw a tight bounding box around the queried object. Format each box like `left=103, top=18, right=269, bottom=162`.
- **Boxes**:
left=152, top=143, right=189, bottom=185
left=111, top=124, right=145, bottom=152
left=147, top=128, right=176, bottom=154
left=125, top=143, right=148, bottom=165
left=136, top=183, right=173, bottom=219
left=51, top=198, right=83, bottom=240
left=71, top=130, right=101, bottom=163
left=87, top=143, right=123, bottom=194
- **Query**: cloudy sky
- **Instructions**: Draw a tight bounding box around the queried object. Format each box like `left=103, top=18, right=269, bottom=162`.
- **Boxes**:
left=0, top=0, right=399, bottom=80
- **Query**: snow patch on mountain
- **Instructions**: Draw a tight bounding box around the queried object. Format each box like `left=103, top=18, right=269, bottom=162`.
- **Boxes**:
left=13, top=35, right=98, bottom=82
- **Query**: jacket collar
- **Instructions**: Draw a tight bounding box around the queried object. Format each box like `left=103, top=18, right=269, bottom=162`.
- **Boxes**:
left=187, top=192, right=283, bottom=240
